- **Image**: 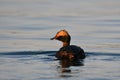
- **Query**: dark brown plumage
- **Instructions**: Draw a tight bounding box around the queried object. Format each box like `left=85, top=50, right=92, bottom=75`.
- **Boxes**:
left=51, top=30, right=85, bottom=61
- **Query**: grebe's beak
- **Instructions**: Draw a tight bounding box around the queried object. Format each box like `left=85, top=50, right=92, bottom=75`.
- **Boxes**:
left=50, top=37, right=55, bottom=40
left=50, top=35, right=58, bottom=40
left=50, top=36, right=56, bottom=40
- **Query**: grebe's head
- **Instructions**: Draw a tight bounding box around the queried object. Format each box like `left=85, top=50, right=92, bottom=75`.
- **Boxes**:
left=51, top=30, right=71, bottom=43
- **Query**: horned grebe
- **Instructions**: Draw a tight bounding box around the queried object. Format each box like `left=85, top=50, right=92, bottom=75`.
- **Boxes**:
left=51, top=30, right=85, bottom=61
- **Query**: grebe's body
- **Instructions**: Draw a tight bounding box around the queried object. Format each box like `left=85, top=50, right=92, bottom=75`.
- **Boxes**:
left=51, top=30, right=85, bottom=60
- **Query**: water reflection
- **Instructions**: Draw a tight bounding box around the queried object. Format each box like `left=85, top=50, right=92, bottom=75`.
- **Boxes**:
left=58, top=59, right=84, bottom=78
left=59, top=59, right=84, bottom=73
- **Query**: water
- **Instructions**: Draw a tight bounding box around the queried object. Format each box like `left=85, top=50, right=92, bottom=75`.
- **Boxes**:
left=0, top=0, right=120, bottom=80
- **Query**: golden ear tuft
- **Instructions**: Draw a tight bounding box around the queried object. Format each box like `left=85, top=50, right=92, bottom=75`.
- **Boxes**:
left=56, top=30, right=69, bottom=37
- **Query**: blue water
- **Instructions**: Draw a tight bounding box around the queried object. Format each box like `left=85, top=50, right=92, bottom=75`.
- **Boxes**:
left=0, top=0, right=120, bottom=80
left=0, top=51, right=120, bottom=80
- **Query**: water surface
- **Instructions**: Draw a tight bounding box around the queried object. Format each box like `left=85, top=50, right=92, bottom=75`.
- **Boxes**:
left=0, top=0, right=120, bottom=80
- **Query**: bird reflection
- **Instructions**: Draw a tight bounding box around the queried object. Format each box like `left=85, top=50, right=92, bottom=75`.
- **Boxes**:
left=59, top=59, right=84, bottom=73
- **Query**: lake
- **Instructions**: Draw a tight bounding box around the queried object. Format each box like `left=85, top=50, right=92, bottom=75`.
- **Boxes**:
left=0, top=0, right=120, bottom=80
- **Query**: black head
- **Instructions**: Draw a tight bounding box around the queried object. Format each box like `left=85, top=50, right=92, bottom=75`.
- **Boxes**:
left=51, top=30, right=71, bottom=43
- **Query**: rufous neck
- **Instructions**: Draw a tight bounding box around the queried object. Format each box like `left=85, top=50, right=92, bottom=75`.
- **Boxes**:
left=63, top=42, right=70, bottom=47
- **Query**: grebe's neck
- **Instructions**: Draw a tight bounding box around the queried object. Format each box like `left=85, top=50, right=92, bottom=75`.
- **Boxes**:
left=63, top=41, right=70, bottom=47
left=62, top=35, right=71, bottom=47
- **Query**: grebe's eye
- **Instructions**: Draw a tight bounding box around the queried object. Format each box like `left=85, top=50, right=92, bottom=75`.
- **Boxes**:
left=57, top=36, right=62, bottom=40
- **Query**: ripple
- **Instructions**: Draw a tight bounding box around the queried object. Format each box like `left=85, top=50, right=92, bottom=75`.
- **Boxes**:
left=0, top=51, right=56, bottom=55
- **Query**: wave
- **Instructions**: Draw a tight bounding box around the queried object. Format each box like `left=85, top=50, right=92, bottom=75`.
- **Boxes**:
left=0, top=51, right=119, bottom=57
left=0, top=51, right=56, bottom=56
left=86, top=52, right=120, bottom=57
